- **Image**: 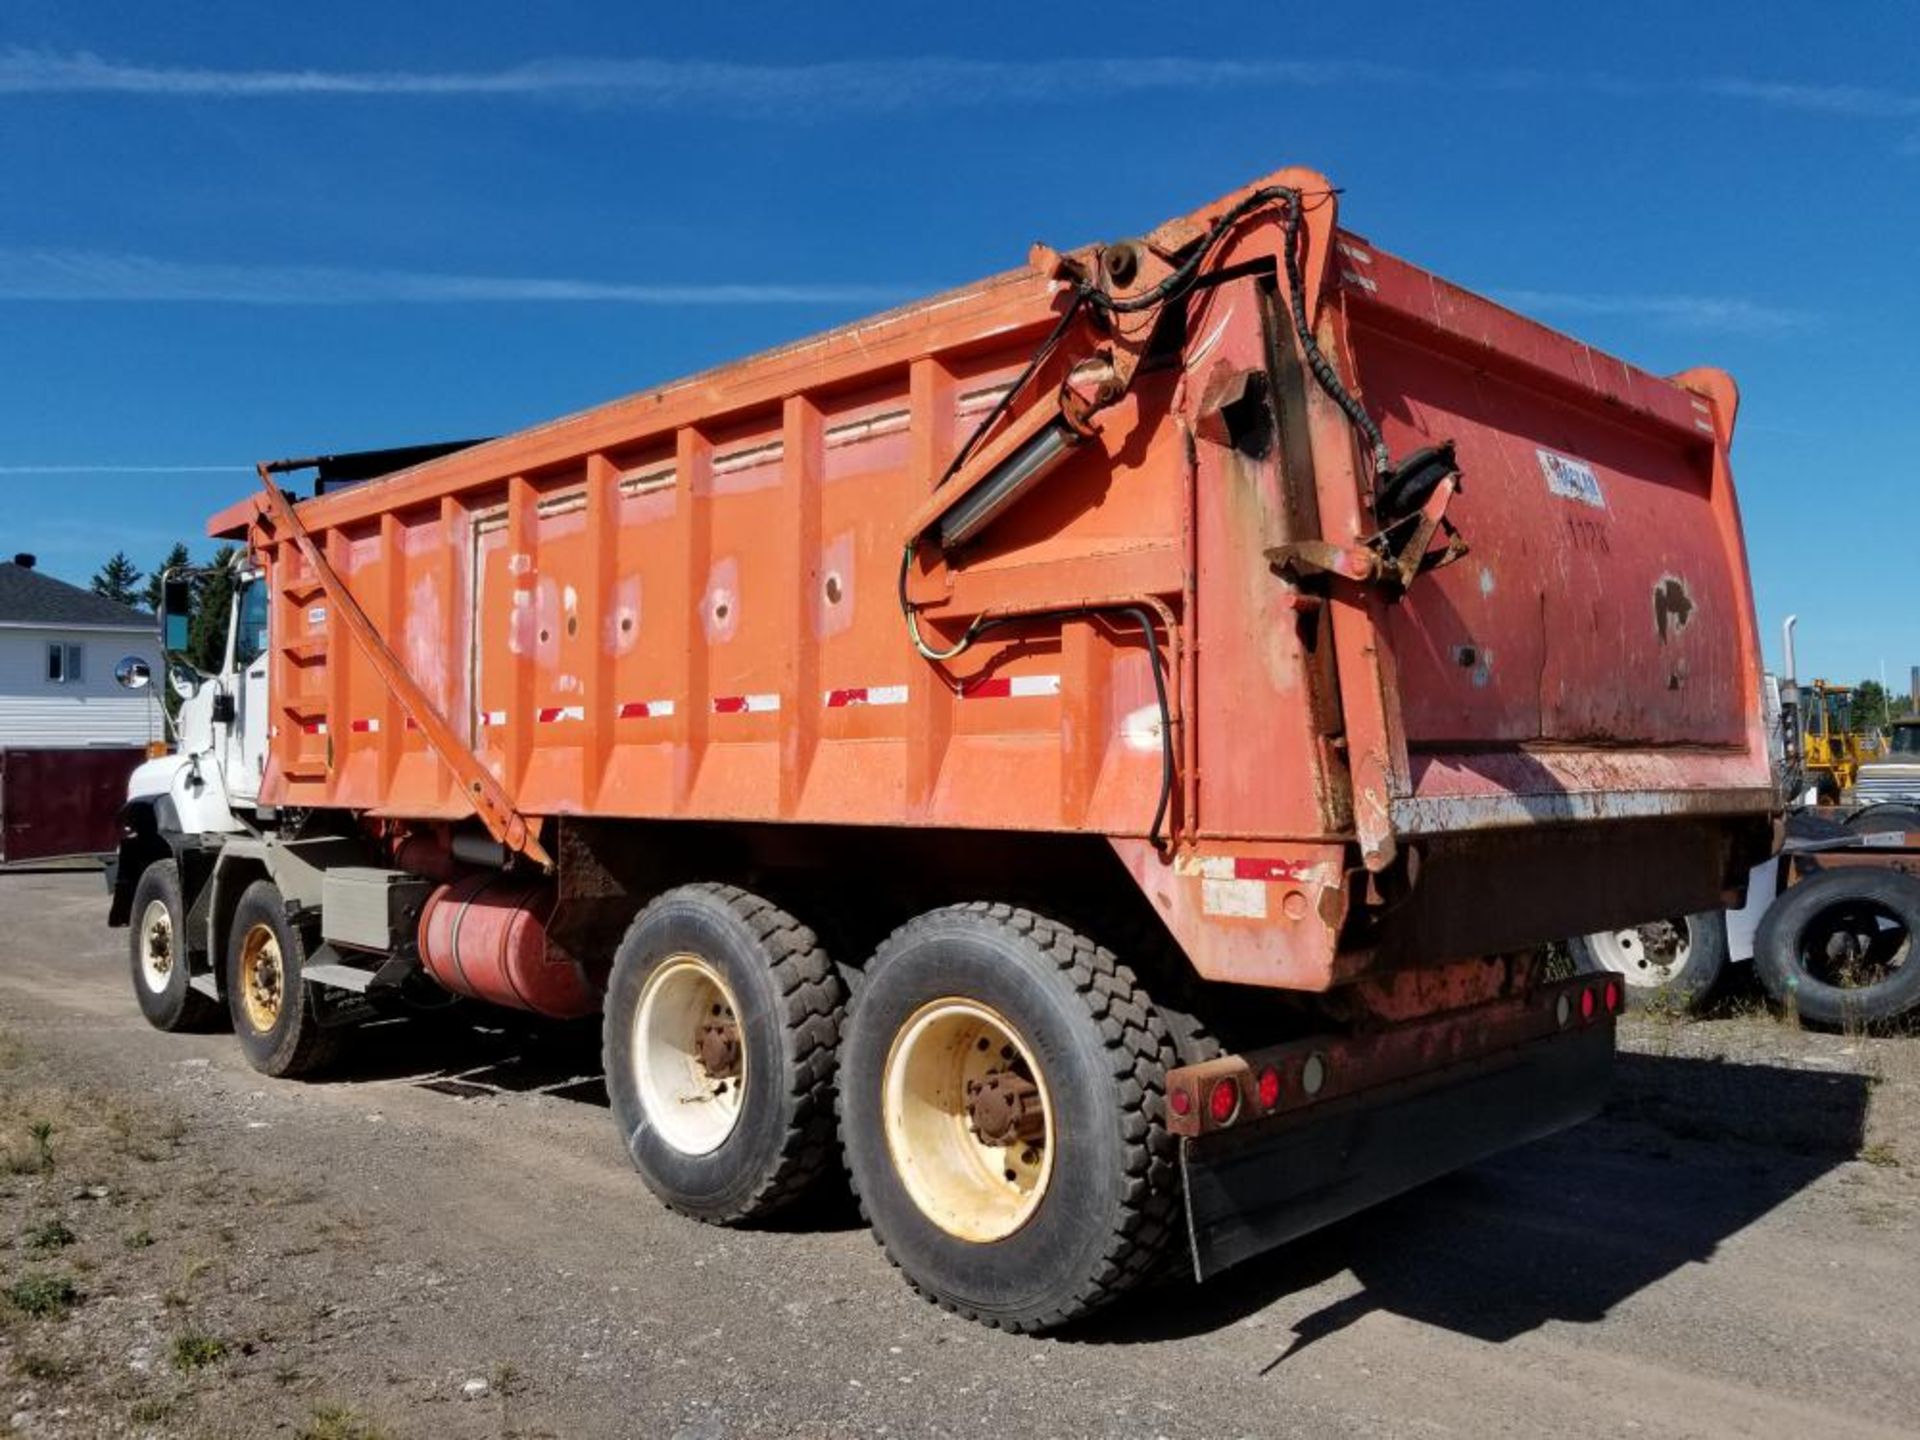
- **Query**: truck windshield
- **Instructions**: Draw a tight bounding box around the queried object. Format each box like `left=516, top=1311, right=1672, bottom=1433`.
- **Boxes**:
left=1891, top=726, right=1920, bottom=756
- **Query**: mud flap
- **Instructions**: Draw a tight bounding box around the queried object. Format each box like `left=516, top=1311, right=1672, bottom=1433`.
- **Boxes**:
left=1180, top=1022, right=1613, bottom=1280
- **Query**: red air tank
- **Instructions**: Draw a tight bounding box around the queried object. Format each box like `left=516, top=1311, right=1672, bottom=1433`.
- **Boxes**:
left=417, top=874, right=599, bottom=1019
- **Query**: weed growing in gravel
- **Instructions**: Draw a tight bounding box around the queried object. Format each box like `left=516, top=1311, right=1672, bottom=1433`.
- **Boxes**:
left=1861, top=1141, right=1900, bottom=1167
left=6, top=1119, right=55, bottom=1175
left=6, top=1271, right=78, bottom=1317
left=297, top=1403, right=391, bottom=1440
left=13, top=1350, right=74, bottom=1380
left=23, top=1217, right=75, bottom=1252
left=171, top=1331, right=228, bottom=1371
left=129, top=1397, right=178, bottom=1425
left=123, top=1227, right=155, bottom=1250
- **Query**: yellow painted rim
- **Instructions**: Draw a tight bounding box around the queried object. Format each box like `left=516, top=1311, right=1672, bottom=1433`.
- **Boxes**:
left=632, top=954, right=746, bottom=1156
left=238, top=922, right=285, bottom=1034
left=881, top=998, right=1055, bottom=1243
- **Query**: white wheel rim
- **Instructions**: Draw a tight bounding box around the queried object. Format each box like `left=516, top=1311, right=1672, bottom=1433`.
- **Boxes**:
left=881, top=999, right=1055, bottom=1243
left=1587, top=918, right=1692, bottom=989
left=632, top=955, right=746, bottom=1156
left=138, top=899, right=174, bottom=994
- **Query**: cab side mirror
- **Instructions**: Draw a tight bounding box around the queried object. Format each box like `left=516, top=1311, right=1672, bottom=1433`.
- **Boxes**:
left=160, top=575, right=193, bottom=654
left=113, top=656, right=152, bottom=691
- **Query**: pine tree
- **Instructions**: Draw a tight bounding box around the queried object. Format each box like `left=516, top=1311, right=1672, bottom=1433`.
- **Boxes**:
left=142, top=542, right=192, bottom=614
left=188, top=547, right=237, bottom=673
left=91, top=551, right=144, bottom=608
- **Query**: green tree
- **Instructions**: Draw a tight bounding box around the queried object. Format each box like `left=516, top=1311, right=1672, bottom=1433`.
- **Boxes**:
left=142, top=542, right=192, bottom=614
left=187, top=546, right=237, bottom=673
left=90, top=551, right=144, bottom=608
left=1851, top=679, right=1902, bottom=733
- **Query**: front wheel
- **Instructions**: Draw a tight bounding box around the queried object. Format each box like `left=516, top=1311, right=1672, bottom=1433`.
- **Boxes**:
left=1569, top=910, right=1728, bottom=1013
left=129, top=860, right=223, bottom=1033
left=838, top=904, right=1180, bottom=1332
left=226, top=880, right=338, bottom=1078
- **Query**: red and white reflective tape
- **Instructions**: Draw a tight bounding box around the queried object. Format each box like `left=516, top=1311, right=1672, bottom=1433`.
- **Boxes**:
left=712, top=693, right=780, bottom=715
left=535, top=705, right=585, bottom=725
left=1177, top=855, right=1316, bottom=883
left=300, top=720, right=328, bottom=736
left=480, top=710, right=508, bottom=728
left=348, top=718, right=380, bottom=734
left=404, top=716, right=422, bottom=732
left=615, top=699, right=675, bottom=720
left=824, top=684, right=908, bottom=708
left=960, top=674, right=1061, bottom=700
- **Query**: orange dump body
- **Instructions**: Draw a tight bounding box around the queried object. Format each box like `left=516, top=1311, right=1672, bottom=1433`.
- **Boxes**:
left=227, top=167, right=1775, bottom=991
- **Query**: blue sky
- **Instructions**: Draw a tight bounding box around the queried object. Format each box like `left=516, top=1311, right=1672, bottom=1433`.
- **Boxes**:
left=1, top=2, right=1915, bottom=685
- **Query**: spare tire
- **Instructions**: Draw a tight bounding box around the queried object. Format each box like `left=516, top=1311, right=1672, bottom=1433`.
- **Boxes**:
left=1569, top=911, right=1728, bottom=1013
left=1753, top=866, right=1920, bottom=1029
left=1844, top=804, right=1920, bottom=838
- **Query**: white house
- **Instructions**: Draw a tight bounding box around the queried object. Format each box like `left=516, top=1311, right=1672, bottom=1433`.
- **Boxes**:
left=0, top=555, right=163, bottom=748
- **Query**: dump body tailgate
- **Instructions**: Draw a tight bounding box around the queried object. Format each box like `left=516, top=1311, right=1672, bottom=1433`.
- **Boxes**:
left=1331, top=236, right=1773, bottom=842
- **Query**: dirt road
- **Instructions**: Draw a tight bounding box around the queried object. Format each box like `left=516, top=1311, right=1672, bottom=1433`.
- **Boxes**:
left=0, top=870, right=1914, bottom=1439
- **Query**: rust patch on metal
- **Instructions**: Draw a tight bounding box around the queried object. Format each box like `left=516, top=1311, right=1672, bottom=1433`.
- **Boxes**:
left=1653, top=576, right=1694, bottom=644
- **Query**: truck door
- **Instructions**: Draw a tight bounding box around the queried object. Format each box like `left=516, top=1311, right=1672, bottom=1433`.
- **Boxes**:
left=224, top=574, right=271, bottom=803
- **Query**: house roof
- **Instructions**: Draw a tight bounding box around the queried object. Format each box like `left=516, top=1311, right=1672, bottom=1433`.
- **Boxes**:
left=0, top=562, right=153, bottom=631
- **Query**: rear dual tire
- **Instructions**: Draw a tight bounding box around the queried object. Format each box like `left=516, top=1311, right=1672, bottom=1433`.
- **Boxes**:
left=603, top=884, right=845, bottom=1224
left=838, top=904, right=1181, bottom=1332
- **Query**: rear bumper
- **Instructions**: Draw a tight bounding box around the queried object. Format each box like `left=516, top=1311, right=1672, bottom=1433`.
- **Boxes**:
left=1175, top=986, right=1615, bottom=1279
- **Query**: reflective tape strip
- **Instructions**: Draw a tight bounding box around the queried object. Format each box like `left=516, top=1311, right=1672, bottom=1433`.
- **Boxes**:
left=348, top=718, right=379, bottom=734
left=301, top=721, right=328, bottom=736
left=1176, top=855, right=1314, bottom=883
left=480, top=710, right=507, bottom=728
left=712, top=693, right=780, bottom=715
left=824, top=684, right=908, bottom=708
left=536, top=705, right=585, bottom=724
left=961, top=674, right=1061, bottom=700
left=615, top=699, right=675, bottom=719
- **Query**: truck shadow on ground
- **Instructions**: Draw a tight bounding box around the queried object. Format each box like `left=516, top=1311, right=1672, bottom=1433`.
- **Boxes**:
left=327, top=1024, right=1875, bottom=1347
left=1075, top=1050, right=1875, bottom=1355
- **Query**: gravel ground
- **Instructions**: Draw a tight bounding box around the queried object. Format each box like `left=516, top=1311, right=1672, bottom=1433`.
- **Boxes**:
left=0, top=869, right=1915, bottom=1439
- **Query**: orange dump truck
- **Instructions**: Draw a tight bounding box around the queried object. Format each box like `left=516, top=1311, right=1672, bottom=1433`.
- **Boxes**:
left=108, top=166, right=1775, bottom=1330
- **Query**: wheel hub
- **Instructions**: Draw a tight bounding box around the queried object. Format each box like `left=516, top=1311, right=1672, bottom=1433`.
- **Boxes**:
left=963, top=1069, right=1044, bottom=1147
left=632, top=955, right=747, bottom=1156
left=697, top=1014, right=742, bottom=1078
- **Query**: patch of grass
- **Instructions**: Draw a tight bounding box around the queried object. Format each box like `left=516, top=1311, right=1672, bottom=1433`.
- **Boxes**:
left=123, top=1227, right=155, bottom=1250
left=170, top=1331, right=228, bottom=1372
left=23, top=1217, right=75, bottom=1252
left=6, top=1271, right=78, bottom=1318
left=129, top=1396, right=178, bottom=1425
left=6, top=1119, right=55, bottom=1176
left=1861, top=1141, right=1900, bottom=1168
left=296, top=1403, right=391, bottom=1440
left=13, top=1350, right=74, bottom=1380
left=272, top=1362, right=303, bottom=1388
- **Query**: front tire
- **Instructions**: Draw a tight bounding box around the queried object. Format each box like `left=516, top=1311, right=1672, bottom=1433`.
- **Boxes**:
left=226, top=880, right=337, bottom=1078
left=602, top=884, right=845, bottom=1224
left=129, top=861, right=222, bottom=1033
left=838, top=903, right=1180, bottom=1332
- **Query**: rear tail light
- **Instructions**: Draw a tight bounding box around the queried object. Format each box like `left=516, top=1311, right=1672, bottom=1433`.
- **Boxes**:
left=1579, top=986, right=1597, bottom=1022
left=1169, top=1087, right=1193, bottom=1118
left=1207, top=1077, right=1241, bottom=1126
left=1602, top=979, right=1623, bottom=1015
left=1255, top=1066, right=1282, bottom=1111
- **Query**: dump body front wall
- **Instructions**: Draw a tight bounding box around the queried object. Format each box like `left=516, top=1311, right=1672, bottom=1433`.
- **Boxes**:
left=243, top=173, right=1776, bottom=985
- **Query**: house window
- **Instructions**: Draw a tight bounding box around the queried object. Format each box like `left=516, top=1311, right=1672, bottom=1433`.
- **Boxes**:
left=45, top=643, right=84, bottom=684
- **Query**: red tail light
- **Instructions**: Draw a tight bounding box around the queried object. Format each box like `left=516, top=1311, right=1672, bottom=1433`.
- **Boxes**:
left=1603, top=979, right=1623, bottom=1015
left=1579, top=986, right=1597, bottom=1021
left=1255, top=1066, right=1282, bottom=1110
left=1207, top=1077, right=1240, bottom=1126
left=1169, top=1087, right=1193, bottom=1118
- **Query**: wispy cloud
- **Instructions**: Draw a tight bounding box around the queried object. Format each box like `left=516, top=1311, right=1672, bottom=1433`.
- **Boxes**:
left=0, top=49, right=1393, bottom=108
left=0, top=250, right=912, bottom=306
left=3, top=47, right=1918, bottom=135
left=1495, top=289, right=1812, bottom=336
